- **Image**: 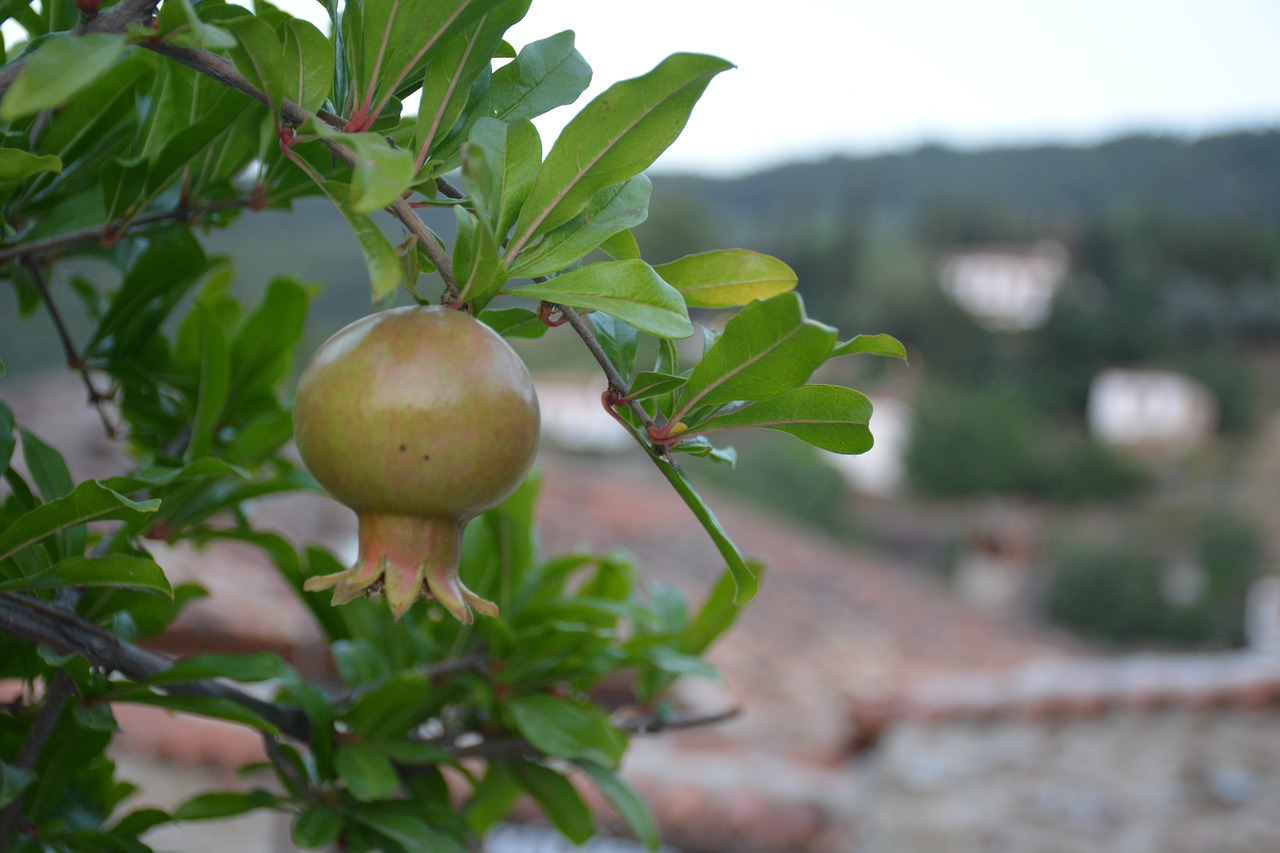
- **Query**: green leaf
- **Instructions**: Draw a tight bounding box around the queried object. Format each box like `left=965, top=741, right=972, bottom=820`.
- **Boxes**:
left=303, top=119, right=416, bottom=214
left=465, top=762, right=521, bottom=835
left=293, top=804, right=344, bottom=849
left=462, top=117, right=541, bottom=240
left=599, top=228, right=641, bottom=261
left=509, top=175, right=651, bottom=278
left=477, top=305, right=548, bottom=339
left=344, top=671, right=432, bottom=742
left=20, top=429, right=73, bottom=503
left=0, top=402, right=15, bottom=479
left=350, top=803, right=466, bottom=852
left=157, top=0, right=236, bottom=48
left=510, top=760, right=595, bottom=845
left=683, top=564, right=755, bottom=655
left=335, top=743, right=400, bottom=802
left=223, top=14, right=285, bottom=116
left=188, top=303, right=231, bottom=460
left=118, top=691, right=279, bottom=733
left=589, top=312, right=639, bottom=381
left=830, top=332, right=909, bottom=361
left=142, top=652, right=288, bottom=685
left=1, top=554, right=173, bottom=596
left=341, top=0, right=493, bottom=129
left=0, top=482, right=159, bottom=565
left=451, top=206, right=505, bottom=308
left=689, top=384, right=874, bottom=454
left=507, top=693, right=626, bottom=768
left=0, top=149, right=61, bottom=188
left=483, top=29, right=591, bottom=125
left=228, top=277, right=312, bottom=406
left=648, top=455, right=756, bottom=605
left=671, top=292, right=835, bottom=424
left=577, top=761, right=660, bottom=851
left=627, top=371, right=684, bottom=401
left=509, top=53, right=731, bottom=254
left=331, top=193, right=404, bottom=300
left=413, top=3, right=529, bottom=160
left=655, top=249, right=797, bottom=308
left=508, top=260, right=692, bottom=339
left=0, top=762, right=35, bottom=809
left=0, top=33, right=127, bottom=120
left=281, top=18, right=334, bottom=112
left=174, top=790, right=279, bottom=821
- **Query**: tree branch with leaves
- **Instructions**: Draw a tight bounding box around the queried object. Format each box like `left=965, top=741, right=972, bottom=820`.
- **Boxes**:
left=0, top=0, right=902, bottom=849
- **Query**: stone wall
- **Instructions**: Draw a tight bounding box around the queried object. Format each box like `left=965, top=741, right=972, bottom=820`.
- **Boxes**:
left=855, top=709, right=1280, bottom=853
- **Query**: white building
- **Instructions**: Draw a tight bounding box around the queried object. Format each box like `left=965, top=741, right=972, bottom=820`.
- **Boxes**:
left=1087, top=368, right=1217, bottom=453
left=938, top=240, right=1070, bottom=331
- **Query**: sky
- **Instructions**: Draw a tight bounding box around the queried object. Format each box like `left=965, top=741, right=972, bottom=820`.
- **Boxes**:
left=504, top=0, right=1280, bottom=175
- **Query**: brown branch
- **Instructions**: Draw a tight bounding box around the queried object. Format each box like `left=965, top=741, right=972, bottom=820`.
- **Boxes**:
left=0, top=0, right=163, bottom=98
left=0, top=592, right=313, bottom=742
left=556, top=305, right=660, bottom=435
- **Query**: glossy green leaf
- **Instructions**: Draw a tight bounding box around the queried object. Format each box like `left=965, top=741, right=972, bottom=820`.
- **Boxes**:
left=414, top=3, right=529, bottom=160
left=510, top=175, right=651, bottom=278
left=228, top=277, right=312, bottom=406
left=20, top=429, right=73, bottom=504
left=293, top=804, right=344, bottom=849
left=655, top=249, right=797, bottom=308
left=510, top=760, right=595, bottom=845
left=599, top=228, right=642, bottom=261
left=350, top=803, right=466, bottom=852
left=689, top=384, right=874, bottom=454
left=156, top=0, right=236, bottom=49
left=0, top=33, right=127, bottom=120
left=509, top=53, right=731, bottom=255
left=477, top=305, right=548, bottom=338
left=281, top=18, right=334, bottom=112
left=452, top=206, right=506, bottom=307
left=483, top=29, right=590, bottom=124
left=0, top=482, right=159, bottom=565
left=577, top=761, right=660, bottom=851
left=334, top=194, right=403, bottom=299
left=173, top=790, right=279, bottom=821
left=187, top=304, right=231, bottom=460
left=224, top=15, right=285, bottom=116
left=648, top=455, right=756, bottom=604
left=345, top=671, right=432, bottom=742
left=102, top=458, right=250, bottom=494
left=342, top=0, right=492, bottom=128
left=303, top=119, right=416, bottom=214
left=589, top=312, right=639, bottom=381
left=1, top=555, right=173, bottom=597
left=672, top=292, right=836, bottom=424
left=0, top=149, right=61, bottom=188
left=830, top=332, right=909, bottom=361
left=508, top=260, right=692, bottom=339
left=143, top=653, right=288, bottom=685
left=118, top=692, right=278, bottom=733
left=335, top=743, right=399, bottom=802
left=0, top=762, right=35, bottom=809
left=627, top=371, right=684, bottom=401
left=463, top=117, right=541, bottom=239
left=507, top=693, right=626, bottom=768
left=465, top=762, right=521, bottom=835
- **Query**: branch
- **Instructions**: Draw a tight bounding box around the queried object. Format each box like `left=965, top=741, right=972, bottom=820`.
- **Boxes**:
left=0, top=592, right=313, bottom=742
left=0, top=0, right=162, bottom=97
left=0, top=671, right=75, bottom=851
left=145, top=41, right=459, bottom=297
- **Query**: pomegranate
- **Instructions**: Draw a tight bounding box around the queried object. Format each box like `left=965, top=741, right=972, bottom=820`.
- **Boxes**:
left=293, top=305, right=540, bottom=623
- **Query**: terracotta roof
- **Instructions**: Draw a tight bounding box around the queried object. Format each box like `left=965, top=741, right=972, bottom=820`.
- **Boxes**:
left=847, top=650, right=1280, bottom=751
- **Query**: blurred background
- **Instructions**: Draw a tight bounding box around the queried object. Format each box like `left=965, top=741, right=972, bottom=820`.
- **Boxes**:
left=4, top=1, right=1280, bottom=850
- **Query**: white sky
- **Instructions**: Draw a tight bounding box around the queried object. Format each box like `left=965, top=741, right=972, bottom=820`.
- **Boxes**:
left=506, top=0, right=1280, bottom=175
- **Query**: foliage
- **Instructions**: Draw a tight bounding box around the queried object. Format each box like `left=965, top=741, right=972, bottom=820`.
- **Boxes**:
left=1044, top=513, right=1263, bottom=648
left=0, top=1, right=895, bottom=849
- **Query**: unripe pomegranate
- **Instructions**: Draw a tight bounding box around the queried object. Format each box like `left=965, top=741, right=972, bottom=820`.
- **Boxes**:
left=293, top=305, right=540, bottom=623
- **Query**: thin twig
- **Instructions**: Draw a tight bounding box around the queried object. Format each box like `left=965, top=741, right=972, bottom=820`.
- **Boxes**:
left=23, top=259, right=117, bottom=438
left=0, top=197, right=254, bottom=265
left=0, top=670, right=76, bottom=851
left=557, top=305, right=659, bottom=433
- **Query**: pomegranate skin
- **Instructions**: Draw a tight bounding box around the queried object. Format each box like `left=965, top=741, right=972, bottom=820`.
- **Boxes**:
left=293, top=305, right=539, bottom=622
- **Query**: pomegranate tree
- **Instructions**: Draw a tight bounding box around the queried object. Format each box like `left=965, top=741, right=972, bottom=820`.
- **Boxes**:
left=292, top=305, right=540, bottom=623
